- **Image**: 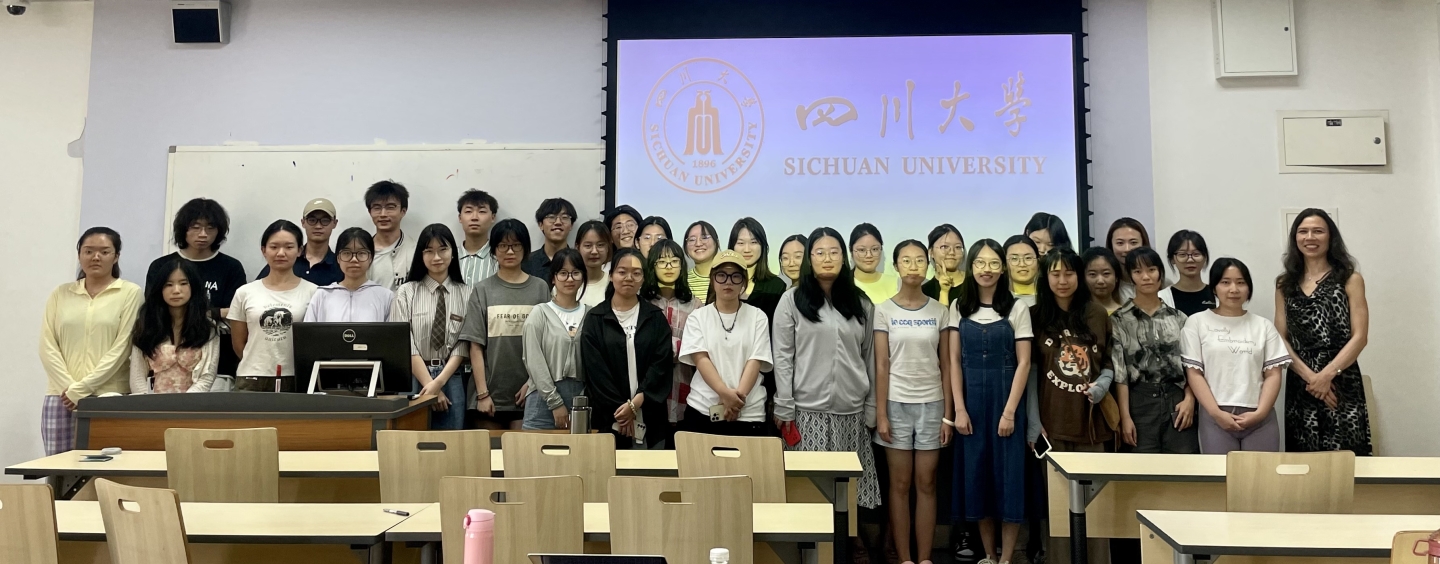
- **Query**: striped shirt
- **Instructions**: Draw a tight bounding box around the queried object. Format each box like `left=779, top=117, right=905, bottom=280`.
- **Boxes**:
left=389, top=276, right=472, bottom=361
left=458, top=241, right=499, bottom=286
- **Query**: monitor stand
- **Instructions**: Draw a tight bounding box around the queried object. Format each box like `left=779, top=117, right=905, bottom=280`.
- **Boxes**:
left=306, top=360, right=382, bottom=398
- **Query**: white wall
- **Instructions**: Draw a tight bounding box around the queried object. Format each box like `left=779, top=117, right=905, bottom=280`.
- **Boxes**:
left=1145, top=0, right=1440, bottom=455
left=1086, top=0, right=1157, bottom=244
left=0, top=1, right=95, bottom=477
left=81, top=0, right=606, bottom=279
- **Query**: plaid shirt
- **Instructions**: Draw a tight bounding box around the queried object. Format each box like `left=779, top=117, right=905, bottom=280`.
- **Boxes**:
left=1109, top=300, right=1188, bottom=388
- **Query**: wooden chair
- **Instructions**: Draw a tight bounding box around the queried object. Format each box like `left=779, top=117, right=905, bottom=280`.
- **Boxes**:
left=439, top=476, right=584, bottom=564
left=1394, top=530, right=1437, bottom=564
left=377, top=429, right=492, bottom=503
left=674, top=431, right=787, bottom=502
left=0, top=483, right=59, bottom=564
left=609, top=476, right=754, bottom=564
left=1225, top=451, right=1355, bottom=514
left=95, top=478, right=190, bottom=564
left=163, top=427, right=279, bottom=502
left=501, top=432, right=616, bottom=502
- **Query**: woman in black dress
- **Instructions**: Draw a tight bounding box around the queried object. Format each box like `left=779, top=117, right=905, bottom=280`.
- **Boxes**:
left=1274, top=209, right=1372, bottom=455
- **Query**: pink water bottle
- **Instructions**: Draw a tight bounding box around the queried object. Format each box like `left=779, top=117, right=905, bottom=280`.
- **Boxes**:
left=463, top=509, right=495, bottom=564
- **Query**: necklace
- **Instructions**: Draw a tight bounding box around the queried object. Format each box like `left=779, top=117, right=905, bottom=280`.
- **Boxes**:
left=1306, top=269, right=1332, bottom=282
left=719, top=310, right=738, bottom=338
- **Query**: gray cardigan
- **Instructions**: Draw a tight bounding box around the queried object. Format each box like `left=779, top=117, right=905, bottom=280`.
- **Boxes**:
left=772, top=288, right=876, bottom=425
left=522, top=302, right=587, bottom=410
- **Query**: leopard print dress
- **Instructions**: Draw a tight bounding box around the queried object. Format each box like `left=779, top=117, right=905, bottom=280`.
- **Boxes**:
left=1283, top=272, right=1372, bottom=455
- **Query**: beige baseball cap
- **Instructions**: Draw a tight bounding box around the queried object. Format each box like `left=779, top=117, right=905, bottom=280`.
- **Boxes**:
left=711, top=249, right=748, bottom=272
left=303, top=198, right=336, bottom=218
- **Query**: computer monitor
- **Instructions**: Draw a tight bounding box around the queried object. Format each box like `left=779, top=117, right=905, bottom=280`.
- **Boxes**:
left=294, top=322, right=412, bottom=396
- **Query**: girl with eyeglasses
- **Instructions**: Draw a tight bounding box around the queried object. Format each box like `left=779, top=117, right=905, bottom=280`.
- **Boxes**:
left=922, top=224, right=965, bottom=307
left=390, top=223, right=471, bottom=429
left=678, top=250, right=773, bottom=437
left=875, top=240, right=951, bottom=564
left=778, top=234, right=808, bottom=288
left=1158, top=230, right=1216, bottom=316
left=304, top=228, right=394, bottom=322
left=851, top=223, right=898, bottom=304
left=946, top=239, right=1031, bottom=564
left=1004, top=235, right=1041, bottom=307
left=641, top=240, right=698, bottom=427
left=606, top=205, right=643, bottom=250
left=40, top=227, right=141, bottom=455
left=461, top=219, right=552, bottom=430
left=684, top=221, right=720, bottom=303
left=129, top=258, right=219, bottom=394
left=773, top=227, right=882, bottom=510
left=520, top=248, right=590, bottom=430
left=581, top=248, right=676, bottom=449
left=228, top=221, right=319, bottom=393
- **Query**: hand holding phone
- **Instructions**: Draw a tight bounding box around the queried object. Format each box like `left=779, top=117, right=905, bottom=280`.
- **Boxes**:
left=1031, top=434, right=1054, bottom=459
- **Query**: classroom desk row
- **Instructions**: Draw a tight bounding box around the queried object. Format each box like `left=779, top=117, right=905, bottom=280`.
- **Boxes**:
left=1045, top=452, right=1440, bottom=564
left=54, top=500, right=833, bottom=564
left=1138, top=510, right=1440, bottom=564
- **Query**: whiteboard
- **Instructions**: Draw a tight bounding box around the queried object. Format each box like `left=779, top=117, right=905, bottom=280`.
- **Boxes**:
left=165, top=143, right=605, bottom=276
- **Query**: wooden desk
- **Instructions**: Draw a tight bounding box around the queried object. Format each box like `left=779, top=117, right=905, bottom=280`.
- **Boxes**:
left=75, top=393, right=434, bottom=451
left=1047, top=452, right=1440, bottom=564
left=388, top=501, right=832, bottom=543
left=56, top=500, right=429, bottom=564
left=1136, top=509, right=1440, bottom=563
left=11, top=449, right=861, bottom=564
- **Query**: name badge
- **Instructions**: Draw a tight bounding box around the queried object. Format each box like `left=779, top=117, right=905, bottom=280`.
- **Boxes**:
left=450, top=314, right=465, bottom=323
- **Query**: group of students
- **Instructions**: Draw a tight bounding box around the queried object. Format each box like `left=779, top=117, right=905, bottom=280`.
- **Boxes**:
left=41, top=178, right=1372, bottom=564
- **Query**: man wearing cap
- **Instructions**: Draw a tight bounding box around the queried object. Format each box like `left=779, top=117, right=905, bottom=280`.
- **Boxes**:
left=257, top=198, right=344, bottom=286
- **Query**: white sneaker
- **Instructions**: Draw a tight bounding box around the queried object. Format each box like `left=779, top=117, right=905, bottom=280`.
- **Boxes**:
left=978, top=559, right=998, bottom=564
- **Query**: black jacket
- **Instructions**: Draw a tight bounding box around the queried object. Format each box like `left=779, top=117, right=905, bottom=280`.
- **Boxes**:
left=579, top=299, right=675, bottom=421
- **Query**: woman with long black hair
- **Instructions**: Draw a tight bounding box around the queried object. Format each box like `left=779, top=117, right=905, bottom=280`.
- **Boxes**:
left=728, top=217, right=787, bottom=318
left=391, top=223, right=471, bottom=429
left=1024, top=212, right=1073, bottom=254
left=130, top=258, right=219, bottom=394
left=1275, top=209, right=1371, bottom=455
left=642, top=239, right=698, bottom=427
left=922, top=224, right=965, bottom=306
left=773, top=227, right=880, bottom=508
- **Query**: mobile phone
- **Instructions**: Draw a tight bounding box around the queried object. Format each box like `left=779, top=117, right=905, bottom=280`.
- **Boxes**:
left=1032, top=434, right=1053, bottom=459
left=80, top=455, right=113, bottom=463
left=708, top=404, right=725, bottom=422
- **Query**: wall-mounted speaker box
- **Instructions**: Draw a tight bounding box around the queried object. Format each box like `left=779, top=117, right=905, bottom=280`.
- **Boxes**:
left=172, top=1, right=230, bottom=44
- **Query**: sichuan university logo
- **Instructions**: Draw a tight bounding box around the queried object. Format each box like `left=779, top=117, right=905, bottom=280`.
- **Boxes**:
left=643, top=58, right=764, bottom=194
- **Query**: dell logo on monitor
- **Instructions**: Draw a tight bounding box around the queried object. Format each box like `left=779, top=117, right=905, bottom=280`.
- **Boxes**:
left=342, top=329, right=357, bottom=343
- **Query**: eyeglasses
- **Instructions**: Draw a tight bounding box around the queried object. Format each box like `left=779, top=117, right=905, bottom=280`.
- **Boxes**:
left=369, top=203, right=402, bottom=213
left=685, top=234, right=714, bottom=245
left=423, top=247, right=454, bottom=258
left=932, top=244, right=961, bottom=255
left=972, top=259, right=1004, bottom=271
left=897, top=257, right=928, bottom=268
left=543, top=214, right=573, bottom=225
left=613, top=221, right=638, bottom=232
left=339, top=250, right=372, bottom=262
left=1174, top=252, right=1205, bottom=263
left=811, top=249, right=843, bottom=261
left=303, top=216, right=334, bottom=227
left=711, top=271, right=745, bottom=285
left=496, top=243, right=524, bottom=254
left=1007, top=254, right=1036, bottom=266
left=655, top=258, right=681, bottom=269
left=555, top=270, right=584, bottom=281
left=81, top=248, right=115, bottom=259
left=613, top=269, right=643, bottom=280
left=853, top=246, right=882, bottom=257
left=187, top=223, right=218, bottom=234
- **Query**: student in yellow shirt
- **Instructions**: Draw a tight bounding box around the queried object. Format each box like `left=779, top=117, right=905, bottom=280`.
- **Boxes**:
left=851, top=223, right=898, bottom=304
left=684, top=220, right=719, bottom=303
left=39, top=227, right=142, bottom=455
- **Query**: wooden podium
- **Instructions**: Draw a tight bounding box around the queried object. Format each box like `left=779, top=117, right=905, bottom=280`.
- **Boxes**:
left=74, top=393, right=435, bottom=451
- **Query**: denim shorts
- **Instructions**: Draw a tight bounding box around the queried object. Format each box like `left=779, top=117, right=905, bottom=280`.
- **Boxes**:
left=875, top=399, right=944, bottom=451
left=521, top=379, right=586, bottom=430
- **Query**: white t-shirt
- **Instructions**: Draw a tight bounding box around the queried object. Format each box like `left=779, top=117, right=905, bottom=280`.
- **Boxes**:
left=949, top=300, right=1034, bottom=339
left=874, top=298, right=948, bottom=403
left=614, top=303, right=640, bottom=395
left=679, top=303, right=773, bottom=421
left=1180, top=310, right=1290, bottom=408
left=367, top=231, right=417, bottom=293
left=226, top=279, right=318, bottom=377
left=548, top=301, right=586, bottom=337
left=580, top=277, right=610, bottom=308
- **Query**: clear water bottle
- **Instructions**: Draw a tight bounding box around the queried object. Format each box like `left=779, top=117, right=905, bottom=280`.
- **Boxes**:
left=710, top=547, right=730, bottom=564
left=571, top=395, right=592, bottom=434
left=463, top=508, right=494, bottom=564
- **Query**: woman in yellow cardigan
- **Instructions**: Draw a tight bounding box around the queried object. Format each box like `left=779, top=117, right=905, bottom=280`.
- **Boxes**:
left=39, top=227, right=141, bottom=455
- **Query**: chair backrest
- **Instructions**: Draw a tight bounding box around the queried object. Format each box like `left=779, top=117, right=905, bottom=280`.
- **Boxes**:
left=164, top=427, right=279, bottom=502
left=0, top=484, right=59, bottom=564
left=1393, top=530, right=1437, bottom=564
left=377, top=429, right=493, bottom=503
left=608, top=476, right=753, bottom=564
left=1226, top=450, right=1356, bottom=514
left=674, top=431, right=786, bottom=503
left=490, top=428, right=582, bottom=449
left=501, top=432, right=616, bottom=502
left=439, top=476, right=584, bottom=564
left=95, top=478, right=190, bottom=564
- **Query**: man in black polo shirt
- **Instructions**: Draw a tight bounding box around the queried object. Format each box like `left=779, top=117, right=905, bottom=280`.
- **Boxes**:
left=521, top=197, right=578, bottom=278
